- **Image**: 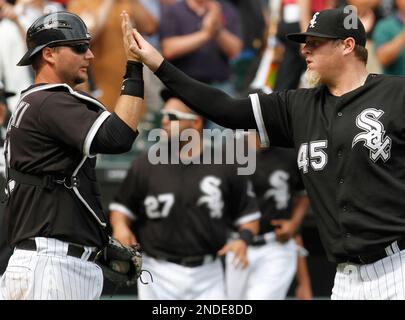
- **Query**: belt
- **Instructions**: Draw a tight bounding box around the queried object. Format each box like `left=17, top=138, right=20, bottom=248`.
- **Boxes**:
left=8, top=168, right=79, bottom=190
left=150, top=254, right=217, bottom=268
left=251, top=232, right=276, bottom=247
left=16, top=239, right=99, bottom=262
left=344, top=238, right=405, bottom=265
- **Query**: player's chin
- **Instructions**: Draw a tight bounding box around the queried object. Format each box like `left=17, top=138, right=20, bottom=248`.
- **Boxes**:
left=304, top=69, right=321, bottom=88
left=73, top=75, right=87, bottom=86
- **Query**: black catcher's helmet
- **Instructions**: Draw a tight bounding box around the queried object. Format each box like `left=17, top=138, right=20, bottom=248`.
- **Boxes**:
left=17, top=11, right=91, bottom=66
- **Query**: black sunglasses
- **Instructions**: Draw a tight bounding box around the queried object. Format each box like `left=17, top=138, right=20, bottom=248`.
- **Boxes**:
left=49, top=42, right=90, bottom=54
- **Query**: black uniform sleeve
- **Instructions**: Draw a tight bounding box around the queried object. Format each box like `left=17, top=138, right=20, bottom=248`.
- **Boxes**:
left=38, top=92, right=109, bottom=153
left=228, top=168, right=261, bottom=227
left=90, top=112, right=138, bottom=154
left=254, top=91, right=294, bottom=148
left=155, top=60, right=257, bottom=130
left=109, top=155, right=146, bottom=220
left=294, top=168, right=306, bottom=197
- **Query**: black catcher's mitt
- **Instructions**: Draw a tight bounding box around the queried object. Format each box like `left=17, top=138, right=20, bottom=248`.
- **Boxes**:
left=95, top=236, right=142, bottom=287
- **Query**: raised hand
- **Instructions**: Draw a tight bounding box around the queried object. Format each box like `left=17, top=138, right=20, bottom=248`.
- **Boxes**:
left=131, top=28, right=164, bottom=72
left=121, top=10, right=141, bottom=62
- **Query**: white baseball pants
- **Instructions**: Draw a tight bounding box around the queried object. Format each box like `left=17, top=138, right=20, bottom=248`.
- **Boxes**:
left=0, top=237, right=103, bottom=300
left=225, top=234, right=297, bottom=300
left=332, top=249, right=405, bottom=300
left=138, top=254, right=226, bottom=300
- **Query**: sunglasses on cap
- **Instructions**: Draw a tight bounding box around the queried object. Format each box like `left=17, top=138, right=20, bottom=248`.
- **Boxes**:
left=160, top=109, right=199, bottom=121
left=49, top=42, right=90, bottom=54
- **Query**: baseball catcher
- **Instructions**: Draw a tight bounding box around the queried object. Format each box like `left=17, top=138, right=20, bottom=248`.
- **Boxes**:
left=96, top=236, right=143, bottom=287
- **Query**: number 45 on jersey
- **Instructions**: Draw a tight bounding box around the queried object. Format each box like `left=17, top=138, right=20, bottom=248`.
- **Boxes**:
left=297, top=140, right=328, bottom=173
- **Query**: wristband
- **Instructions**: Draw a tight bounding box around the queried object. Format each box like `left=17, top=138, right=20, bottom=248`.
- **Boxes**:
left=121, top=79, right=144, bottom=98
left=123, top=61, right=143, bottom=80
left=238, top=229, right=254, bottom=246
left=121, top=61, right=144, bottom=98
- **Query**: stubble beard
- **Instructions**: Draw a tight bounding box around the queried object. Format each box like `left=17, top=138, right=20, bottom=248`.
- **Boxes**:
left=73, top=75, right=86, bottom=86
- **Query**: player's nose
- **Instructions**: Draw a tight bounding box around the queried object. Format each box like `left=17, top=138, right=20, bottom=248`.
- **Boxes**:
left=301, top=44, right=310, bottom=57
left=86, top=48, right=95, bottom=60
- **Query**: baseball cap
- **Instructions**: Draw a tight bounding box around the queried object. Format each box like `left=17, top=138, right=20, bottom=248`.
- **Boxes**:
left=286, top=8, right=366, bottom=47
left=159, top=87, right=201, bottom=117
left=17, top=12, right=91, bottom=66
left=160, top=87, right=181, bottom=103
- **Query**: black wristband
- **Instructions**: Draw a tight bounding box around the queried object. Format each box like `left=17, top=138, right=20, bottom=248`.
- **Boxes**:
left=121, top=79, right=144, bottom=98
left=238, top=229, right=254, bottom=246
left=124, top=60, right=143, bottom=80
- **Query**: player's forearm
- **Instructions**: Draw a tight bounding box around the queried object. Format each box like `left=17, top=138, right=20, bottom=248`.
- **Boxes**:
left=161, top=32, right=211, bottom=60
left=296, top=255, right=311, bottom=287
left=110, top=210, right=132, bottom=228
left=215, top=29, right=243, bottom=59
left=294, top=234, right=311, bottom=286
left=290, top=196, right=310, bottom=231
left=376, top=31, right=405, bottom=66
left=114, top=95, right=143, bottom=131
left=155, top=60, right=257, bottom=130
left=113, top=60, right=144, bottom=131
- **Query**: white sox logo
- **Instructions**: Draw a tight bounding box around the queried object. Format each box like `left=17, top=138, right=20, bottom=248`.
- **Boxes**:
left=352, top=108, right=391, bottom=162
left=309, top=12, right=320, bottom=28
left=197, top=176, right=224, bottom=218
left=264, top=170, right=290, bottom=210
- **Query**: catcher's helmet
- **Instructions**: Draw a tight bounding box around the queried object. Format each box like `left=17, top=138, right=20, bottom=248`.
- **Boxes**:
left=17, top=11, right=91, bottom=66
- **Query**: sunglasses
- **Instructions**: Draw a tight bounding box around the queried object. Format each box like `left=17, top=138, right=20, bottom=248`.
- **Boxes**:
left=49, top=42, right=90, bottom=54
left=160, top=109, right=199, bottom=121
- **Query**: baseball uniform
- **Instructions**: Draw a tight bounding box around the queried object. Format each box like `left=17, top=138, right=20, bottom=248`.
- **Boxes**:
left=151, top=57, right=405, bottom=299
left=0, top=83, right=137, bottom=300
left=109, top=147, right=260, bottom=300
left=226, top=147, right=305, bottom=299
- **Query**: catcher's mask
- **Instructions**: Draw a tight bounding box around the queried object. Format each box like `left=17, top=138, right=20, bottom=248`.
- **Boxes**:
left=17, top=11, right=91, bottom=66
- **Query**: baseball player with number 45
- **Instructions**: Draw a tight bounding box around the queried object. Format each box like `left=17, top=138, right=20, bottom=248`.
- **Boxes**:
left=130, top=7, right=405, bottom=299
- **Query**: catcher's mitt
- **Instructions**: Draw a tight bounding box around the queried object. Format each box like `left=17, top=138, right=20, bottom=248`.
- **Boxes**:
left=95, top=236, right=142, bottom=287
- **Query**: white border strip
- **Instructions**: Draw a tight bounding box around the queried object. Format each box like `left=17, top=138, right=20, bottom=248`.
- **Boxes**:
left=15, top=103, right=31, bottom=128
left=234, top=211, right=261, bottom=227
left=19, top=83, right=107, bottom=111
left=249, top=93, right=270, bottom=148
left=109, top=202, right=136, bottom=221
left=83, top=111, right=111, bottom=156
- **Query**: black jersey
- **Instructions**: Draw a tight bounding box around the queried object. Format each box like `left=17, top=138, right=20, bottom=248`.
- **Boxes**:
left=251, top=147, right=305, bottom=235
left=5, top=84, right=113, bottom=247
left=110, top=148, right=260, bottom=259
left=251, top=74, right=405, bottom=262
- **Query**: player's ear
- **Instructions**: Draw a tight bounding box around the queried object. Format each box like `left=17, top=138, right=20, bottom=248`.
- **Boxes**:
left=42, top=47, right=58, bottom=65
left=342, top=37, right=356, bottom=55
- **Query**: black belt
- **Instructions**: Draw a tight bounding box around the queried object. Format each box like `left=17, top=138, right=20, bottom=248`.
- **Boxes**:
left=8, top=168, right=79, bottom=190
left=150, top=254, right=217, bottom=268
left=343, top=238, right=405, bottom=265
left=251, top=232, right=275, bottom=247
left=16, top=239, right=99, bottom=262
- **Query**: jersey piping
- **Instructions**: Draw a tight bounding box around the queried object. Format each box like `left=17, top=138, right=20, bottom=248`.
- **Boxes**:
left=249, top=93, right=270, bottom=148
